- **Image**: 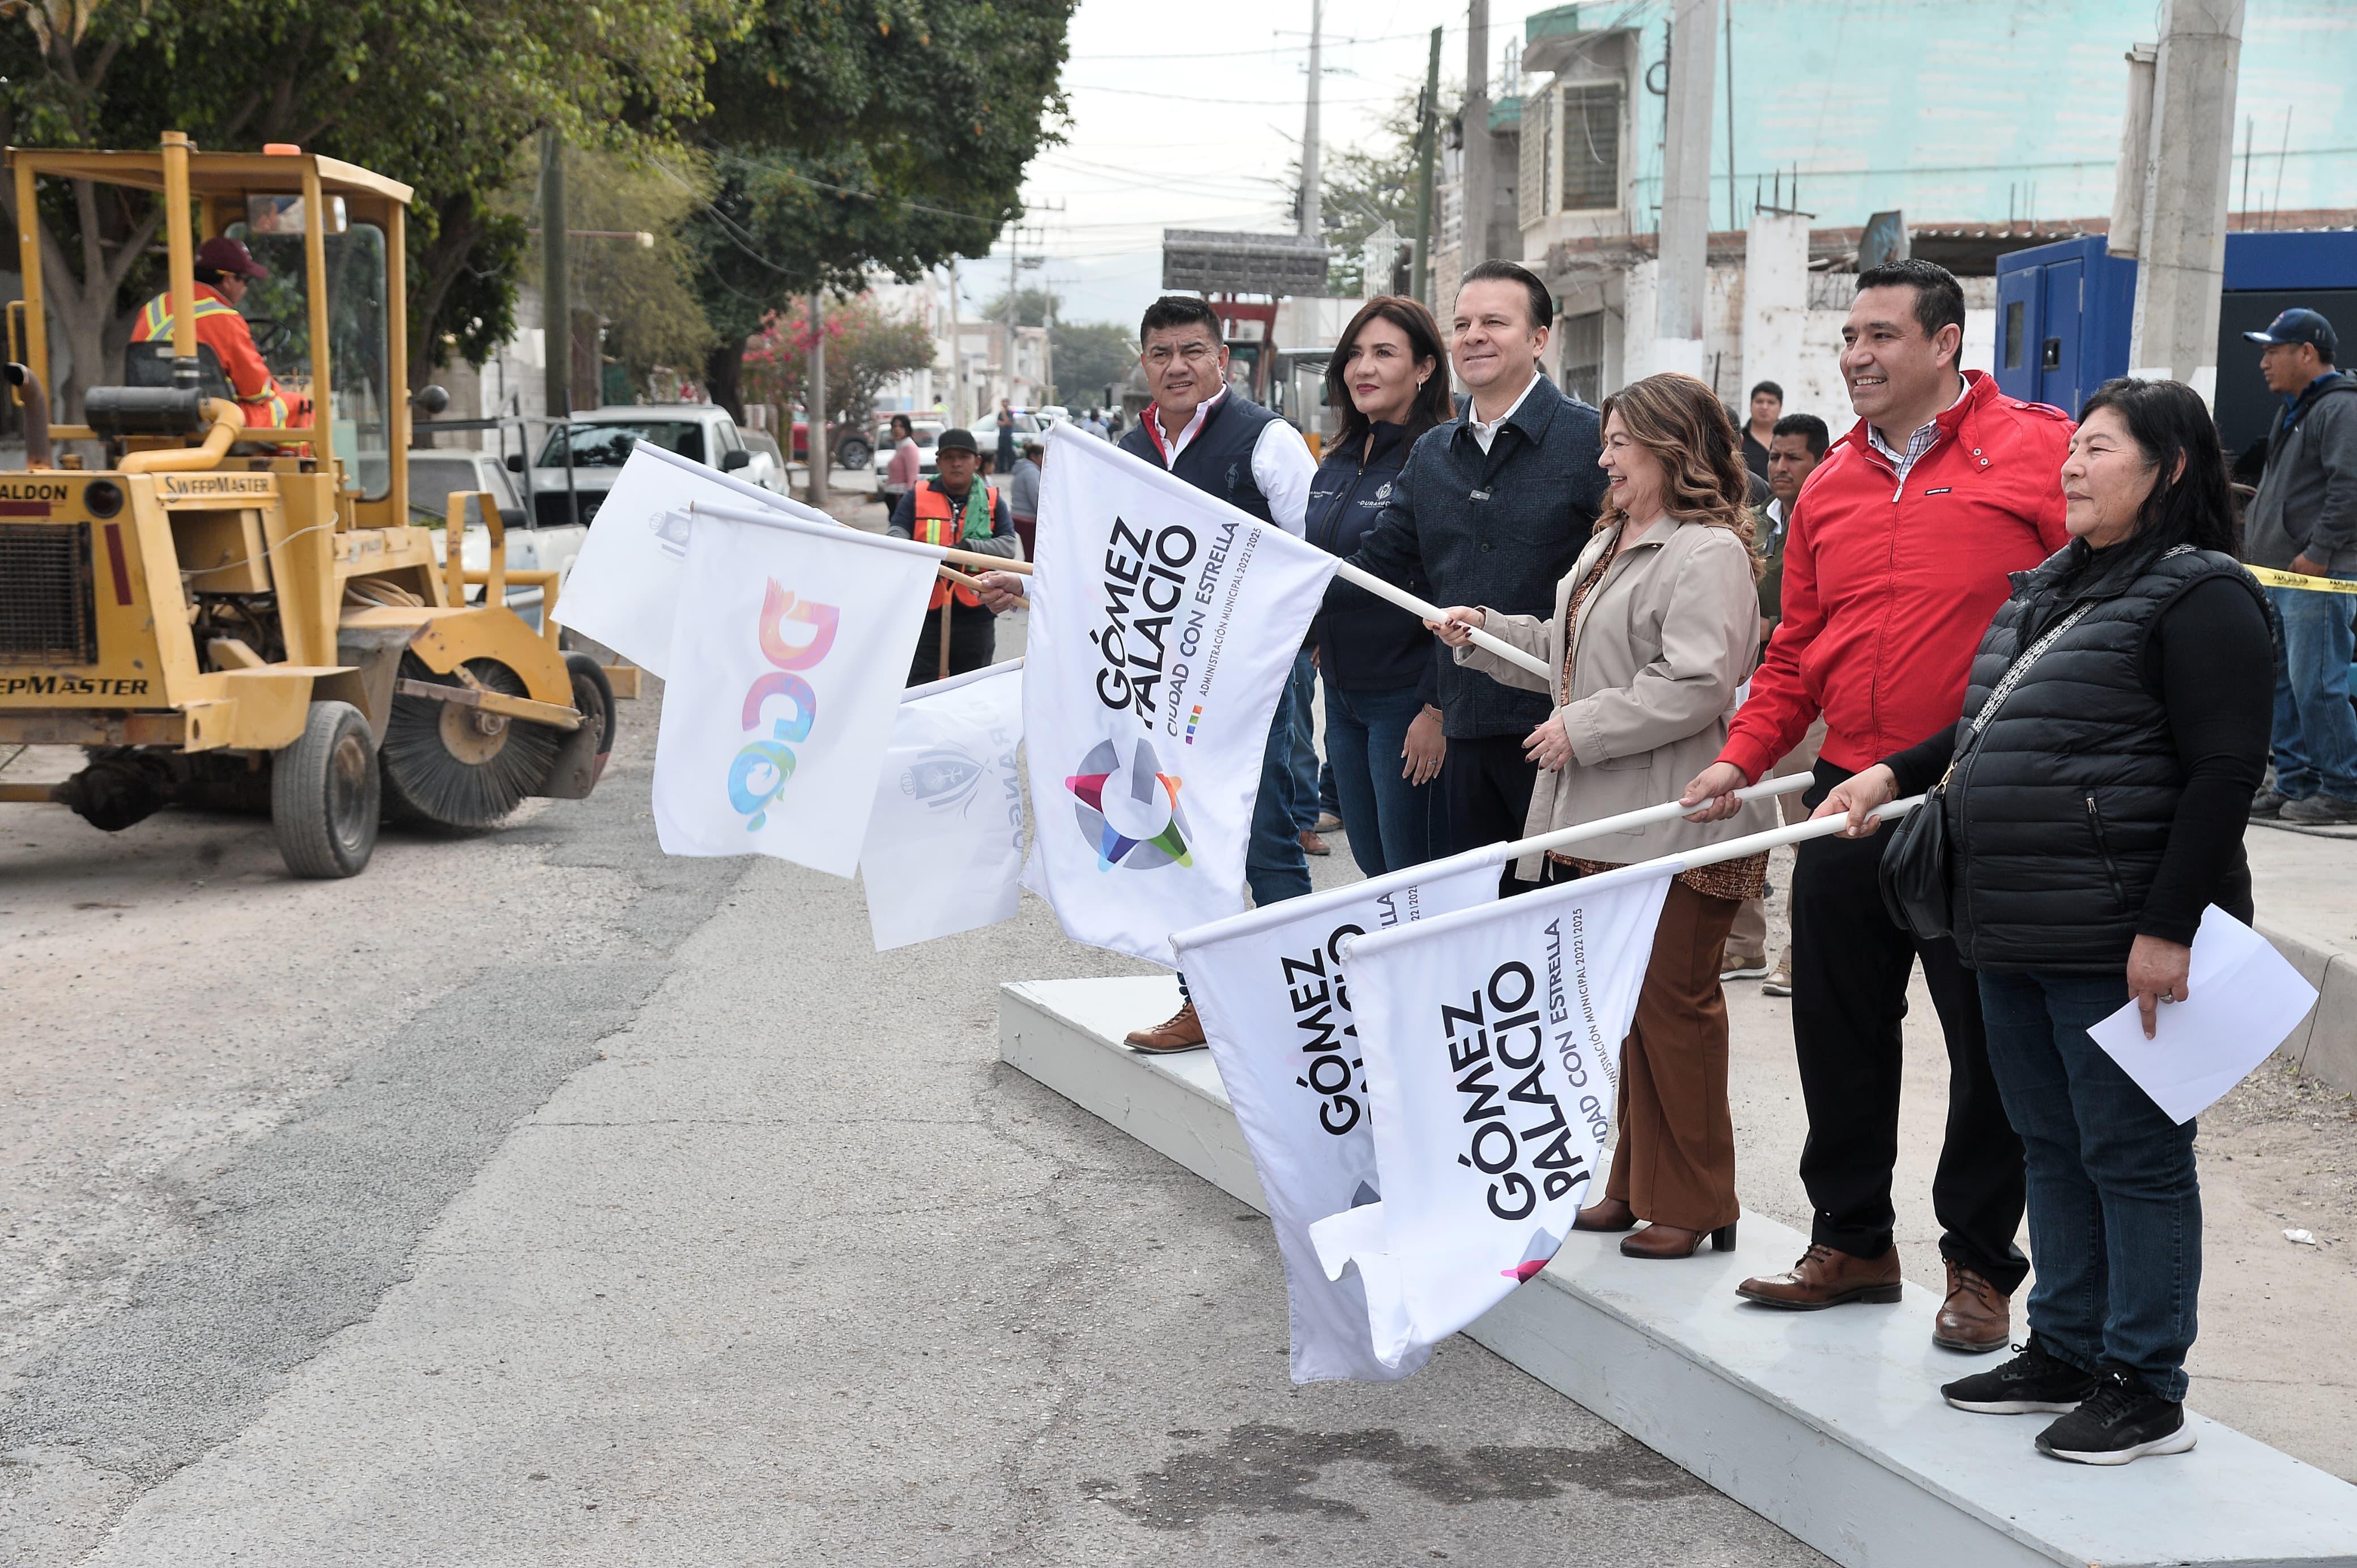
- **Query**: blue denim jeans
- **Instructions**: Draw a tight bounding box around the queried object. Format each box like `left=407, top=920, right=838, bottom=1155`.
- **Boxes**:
left=1979, top=970, right=2201, bottom=1401
left=1245, top=651, right=1317, bottom=908
left=1323, top=683, right=1440, bottom=879
left=2268, top=582, right=2357, bottom=801
left=1287, top=655, right=1322, bottom=832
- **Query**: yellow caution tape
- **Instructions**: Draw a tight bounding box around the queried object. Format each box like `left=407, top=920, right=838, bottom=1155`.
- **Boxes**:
left=2246, top=564, right=2357, bottom=595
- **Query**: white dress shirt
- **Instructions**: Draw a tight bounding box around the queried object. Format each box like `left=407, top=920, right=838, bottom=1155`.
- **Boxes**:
left=1147, top=389, right=1316, bottom=535
left=1465, top=370, right=1543, bottom=454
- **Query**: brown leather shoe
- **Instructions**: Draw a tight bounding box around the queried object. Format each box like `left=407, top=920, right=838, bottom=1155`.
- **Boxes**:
left=1298, top=828, right=1331, bottom=856
left=1124, top=1000, right=1207, bottom=1054
left=1572, top=1195, right=1637, bottom=1233
left=1736, top=1242, right=1903, bottom=1309
left=1934, top=1258, right=2011, bottom=1353
left=1620, top=1221, right=1739, bottom=1259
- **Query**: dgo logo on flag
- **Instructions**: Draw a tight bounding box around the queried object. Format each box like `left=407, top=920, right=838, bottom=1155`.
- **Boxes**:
left=729, top=582, right=840, bottom=831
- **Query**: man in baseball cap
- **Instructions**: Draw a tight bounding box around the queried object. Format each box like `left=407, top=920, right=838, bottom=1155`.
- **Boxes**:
left=129, top=234, right=303, bottom=434
left=886, top=425, right=1022, bottom=684
left=2243, top=306, right=2357, bottom=825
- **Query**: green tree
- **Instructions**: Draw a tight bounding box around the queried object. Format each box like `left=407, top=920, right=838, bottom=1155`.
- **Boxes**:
left=739, top=293, right=933, bottom=431
left=1049, top=322, right=1135, bottom=410
left=0, top=0, right=736, bottom=414
left=523, top=144, right=717, bottom=393
left=686, top=0, right=1075, bottom=419
left=1305, top=82, right=1444, bottom=297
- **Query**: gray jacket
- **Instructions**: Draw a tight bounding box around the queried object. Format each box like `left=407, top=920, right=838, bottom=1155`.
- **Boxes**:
left=2245, top=373, right=2357, bottom=573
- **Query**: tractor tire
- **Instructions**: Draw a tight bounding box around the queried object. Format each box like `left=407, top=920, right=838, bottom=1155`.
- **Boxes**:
left=271, top=700, right=380, bottom=879
left=563, top=651, right=618, bottom=757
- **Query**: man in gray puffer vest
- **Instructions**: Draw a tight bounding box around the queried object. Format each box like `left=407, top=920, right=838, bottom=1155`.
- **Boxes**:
left=2243, top=308, right=2357, bottom=825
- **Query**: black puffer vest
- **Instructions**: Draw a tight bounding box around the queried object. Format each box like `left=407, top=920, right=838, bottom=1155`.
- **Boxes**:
left=1118, top=391, right=1282, bottom=523
left=1946, top=543, right=2266, bottom=973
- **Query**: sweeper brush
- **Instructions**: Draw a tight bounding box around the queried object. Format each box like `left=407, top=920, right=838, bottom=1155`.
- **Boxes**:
left=380, top=656, right=564, bottom=829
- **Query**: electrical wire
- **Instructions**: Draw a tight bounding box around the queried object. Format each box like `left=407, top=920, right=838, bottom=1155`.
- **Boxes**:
left=178, top=519, right=339, bottom=585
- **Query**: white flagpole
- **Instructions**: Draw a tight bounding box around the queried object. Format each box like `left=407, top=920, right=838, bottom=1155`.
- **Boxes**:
left=1171, top=773, right=1811, bottom=955
left=1330, top=561, right=1552, bottom=679
left=1339, top=795, right=1926, bottom=955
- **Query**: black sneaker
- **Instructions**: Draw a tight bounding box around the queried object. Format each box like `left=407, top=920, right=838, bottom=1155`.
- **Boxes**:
left=2034, top=1366, right=2197, bottom=1465
left=1942, top=1335, right=2100, bottom=1414
left=2282, top=792, right=2357, bottom=826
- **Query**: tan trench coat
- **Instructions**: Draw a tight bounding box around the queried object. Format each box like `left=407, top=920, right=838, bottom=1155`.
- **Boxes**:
left=1457, top=514, right=1779, bottom=881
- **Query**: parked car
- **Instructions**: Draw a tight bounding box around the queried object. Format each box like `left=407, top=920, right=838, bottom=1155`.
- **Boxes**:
left=790, top=414, right=875, bottom=471
left=743, top=426, right=789, bottom=483
left=511, top=404, right=781, bottom=529
left=410, top=448, right=583, bottom=631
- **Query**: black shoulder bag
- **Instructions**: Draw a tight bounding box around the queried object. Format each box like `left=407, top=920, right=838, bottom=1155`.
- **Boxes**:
left=1878, top=602, right=2092, bottom=941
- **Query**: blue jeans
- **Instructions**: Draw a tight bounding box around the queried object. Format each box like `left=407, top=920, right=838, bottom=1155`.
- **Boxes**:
left=1287, top=656, right=1321, bottom=832
left=1979, top=971, right=2201, bottom=1401
left=1323, top=683, right=1439, bottom=879
left=1245, top=651, right=1317, bottom=908
left=2268, top=582, right=2357, bottom=800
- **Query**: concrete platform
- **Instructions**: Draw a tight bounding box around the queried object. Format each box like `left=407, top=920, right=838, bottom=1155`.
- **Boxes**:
left=2251, top=825, right=2357, bottom=1096
left=1002, top=975, right=2357, bottom=1568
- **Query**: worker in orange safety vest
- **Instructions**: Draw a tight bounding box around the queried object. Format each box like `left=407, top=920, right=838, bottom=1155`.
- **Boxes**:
left=884, top=425, right=1023, bottom=685
left=129, top=236, right=309, bottom=434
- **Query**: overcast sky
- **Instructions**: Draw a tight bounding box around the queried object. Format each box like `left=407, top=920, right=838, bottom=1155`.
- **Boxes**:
left=957, top=0, right=1506, bottom=331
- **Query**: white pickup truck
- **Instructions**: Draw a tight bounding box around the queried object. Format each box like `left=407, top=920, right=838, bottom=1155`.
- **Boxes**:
left=514, top=404, right=786, bottom=529
left=410, top=448, right=582, bottom=632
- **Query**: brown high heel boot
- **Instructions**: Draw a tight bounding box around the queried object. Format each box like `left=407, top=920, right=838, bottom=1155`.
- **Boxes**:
left=1619, top=1221, right=1739, bottom=1259
left=1573, top=1196, right=1636, bottom=1233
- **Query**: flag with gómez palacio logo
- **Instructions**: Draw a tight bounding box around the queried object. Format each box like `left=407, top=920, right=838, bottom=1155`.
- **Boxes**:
left=1019, top=428, right=1338, bottom=966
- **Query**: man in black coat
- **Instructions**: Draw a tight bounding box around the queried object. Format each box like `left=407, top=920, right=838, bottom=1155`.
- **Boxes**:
left=1346, top=259, right=1607, bottom=890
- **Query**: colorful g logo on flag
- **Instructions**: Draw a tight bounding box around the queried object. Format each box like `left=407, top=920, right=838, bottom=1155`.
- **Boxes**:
left=1064, top=736, right=1193, bottom=871
left=730, top=580, right=839, bottom=831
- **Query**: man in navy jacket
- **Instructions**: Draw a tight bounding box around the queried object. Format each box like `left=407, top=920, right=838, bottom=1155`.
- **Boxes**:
left=1347, top=259, right=1607, bottom=890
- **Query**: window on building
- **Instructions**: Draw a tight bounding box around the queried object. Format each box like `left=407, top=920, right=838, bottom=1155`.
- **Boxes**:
left=1559, top=310, right=1604, bottom=407
left=1518, top=86, right=1555, bottom=229
left=1558, top=82, right=1622, bottom=212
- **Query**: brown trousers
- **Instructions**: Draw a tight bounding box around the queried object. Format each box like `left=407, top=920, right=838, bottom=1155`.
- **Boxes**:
left=1605, top=879, right=1743, bottom=1231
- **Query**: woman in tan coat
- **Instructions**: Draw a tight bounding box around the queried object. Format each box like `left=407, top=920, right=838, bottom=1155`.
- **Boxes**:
left=1429, top=372, right=1775, bottom=1259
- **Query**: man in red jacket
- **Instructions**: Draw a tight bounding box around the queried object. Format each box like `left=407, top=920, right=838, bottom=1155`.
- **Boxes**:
left=1685, top=258, right=2072, bottom=1351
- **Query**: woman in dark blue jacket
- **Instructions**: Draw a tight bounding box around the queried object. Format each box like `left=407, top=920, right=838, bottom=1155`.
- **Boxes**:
left=1306, top=297, right=1456, bottom=876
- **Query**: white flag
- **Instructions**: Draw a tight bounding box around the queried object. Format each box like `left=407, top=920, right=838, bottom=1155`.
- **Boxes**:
left=556, top=442, right=837, bottom=679
left=860, top=659, right=1028, bottom=951
left=1309, top=863, right=1675, bottom=1370
left=652, top=505, right=940, bottom=876
left=1171, top=850, right=1504, bottom=1384
left=1019, top=427, right=1339, bottom=966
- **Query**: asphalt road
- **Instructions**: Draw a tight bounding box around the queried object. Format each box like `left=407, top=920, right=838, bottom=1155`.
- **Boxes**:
left=0, top=681, right=1828, bottom=1566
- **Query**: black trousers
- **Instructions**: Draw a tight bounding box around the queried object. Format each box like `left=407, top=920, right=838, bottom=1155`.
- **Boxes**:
left=1790, top=760, right=2028, bottom=1289
left=1442, top=732, right=1542, bottom=896
left=907, top=600, right=998, bottom=688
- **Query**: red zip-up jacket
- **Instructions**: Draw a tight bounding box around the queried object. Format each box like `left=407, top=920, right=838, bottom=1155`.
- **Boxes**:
left=1719, top=370, right=2073, bottom=782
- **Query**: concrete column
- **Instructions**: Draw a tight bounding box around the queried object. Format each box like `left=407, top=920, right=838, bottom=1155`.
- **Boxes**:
left=1461, top=0, right=1493, bottom=269
left=1624, top=259, right=1660, bottom=385
left=1741, top=212, right=1809, bottom=407
left=1654, top=0, right=1718, bottom=380
left=2107, top=44, right=2159, bottom=259
left=2129, top=0, right=2241, bottom=403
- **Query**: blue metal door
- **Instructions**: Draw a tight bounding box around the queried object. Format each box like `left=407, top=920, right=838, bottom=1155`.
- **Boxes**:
left=2039, top=260, right=2083, bottom=412
left=1995, top=265, right=2040, bottom=403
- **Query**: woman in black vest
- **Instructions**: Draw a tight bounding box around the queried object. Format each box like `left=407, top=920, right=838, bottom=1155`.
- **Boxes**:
left=1305, top=296, right=1454, bottom=875
left=1819, top=378, right=2272, bottom=1466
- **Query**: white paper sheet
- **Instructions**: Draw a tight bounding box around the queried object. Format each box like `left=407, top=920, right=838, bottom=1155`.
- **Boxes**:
left=2085, top=905, right=2318, bottom=1124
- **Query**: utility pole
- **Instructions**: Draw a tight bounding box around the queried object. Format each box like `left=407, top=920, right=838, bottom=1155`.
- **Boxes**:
left=947, top=258, right=963, bottom=429
left=807, top=290, right=829, bottom=509
left=1410, top=26, right=1442, bottom=308
left=1461, top=0, right=1493, bottom=269
left=1042, top=279, right=1056, bottom=406
left=2128, top=0, right=2242, bottom=403
left=1006, top=228, right=1021, bottom=409
left=1300, top=0, right=1323, bottom=240
left=1654, top=0, right=1718, bottom=380
left=539, top=130, right=569, bottom=424
left=2108, top=44, right=2159, bottom=259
